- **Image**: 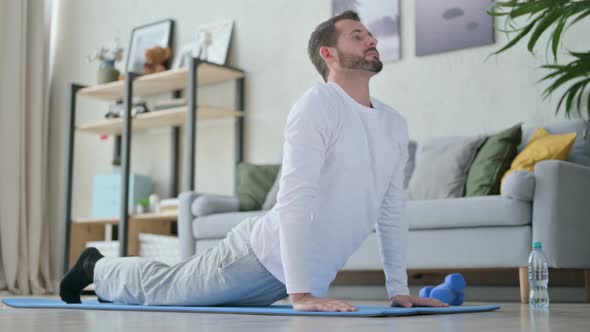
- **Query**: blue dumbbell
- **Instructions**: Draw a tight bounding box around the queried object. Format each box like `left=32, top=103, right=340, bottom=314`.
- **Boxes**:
left=419, top=273, right=466, bottom=306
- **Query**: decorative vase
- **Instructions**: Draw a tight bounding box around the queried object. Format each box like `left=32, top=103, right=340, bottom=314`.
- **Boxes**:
left=97, top=64, right=120, bottom=84
left=136, top=204, right=145, bottom=214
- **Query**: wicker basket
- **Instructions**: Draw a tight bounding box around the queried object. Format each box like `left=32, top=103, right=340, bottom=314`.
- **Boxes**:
left=138, top=233, right=181, bottom=266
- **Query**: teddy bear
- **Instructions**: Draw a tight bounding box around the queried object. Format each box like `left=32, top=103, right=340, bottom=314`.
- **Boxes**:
left=143, top=46, right=171, bottom=75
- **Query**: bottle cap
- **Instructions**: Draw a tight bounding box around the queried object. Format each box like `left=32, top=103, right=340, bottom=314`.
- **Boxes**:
left=533, top=241, right=542, bottom=249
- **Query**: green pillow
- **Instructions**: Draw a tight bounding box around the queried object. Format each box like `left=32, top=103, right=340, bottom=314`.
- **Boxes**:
left=237, top=163, right=281, bottom=211
left=465, top=124, right=522, bottom=196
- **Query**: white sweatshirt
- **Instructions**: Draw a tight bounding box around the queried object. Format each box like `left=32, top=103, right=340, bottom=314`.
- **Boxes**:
left=249, top=82, right=409, bottom=299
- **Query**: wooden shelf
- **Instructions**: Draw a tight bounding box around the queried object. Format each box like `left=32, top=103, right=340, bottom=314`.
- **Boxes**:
left=77, top=63, right=245, bottom=101
left=70, top=210, right=178, bottom=265
left=72, top=210, right=178, bottom=225
left=76, top=106, right=243, bottom=135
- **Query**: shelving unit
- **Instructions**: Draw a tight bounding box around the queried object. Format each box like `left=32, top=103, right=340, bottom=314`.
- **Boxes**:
left=76, top=106, right=243, bottom=135
left=63, top=59, right=245, bottom=274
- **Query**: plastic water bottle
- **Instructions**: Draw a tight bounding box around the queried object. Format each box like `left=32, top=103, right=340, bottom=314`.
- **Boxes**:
left=528, top=241, right=549, bottom=309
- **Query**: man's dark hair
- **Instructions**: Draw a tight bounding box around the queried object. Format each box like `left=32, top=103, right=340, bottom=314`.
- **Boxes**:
left=308, top=10, right=360, bottom=82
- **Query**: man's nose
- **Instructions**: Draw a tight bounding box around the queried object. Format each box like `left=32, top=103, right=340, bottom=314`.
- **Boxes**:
left=367, top=35, right=377, bottom=48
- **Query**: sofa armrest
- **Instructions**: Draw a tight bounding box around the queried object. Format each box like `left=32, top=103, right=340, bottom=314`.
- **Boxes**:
left=533, top=160, right=590, bottom=268
left=178, top=192, right=241, bottom=260
left=178, top=191, right=200, bottom=259
left=192, top=194, right=240, bottom=217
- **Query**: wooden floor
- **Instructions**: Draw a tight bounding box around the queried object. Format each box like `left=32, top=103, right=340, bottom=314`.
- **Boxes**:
left=1, top=296, right=589, bottom=332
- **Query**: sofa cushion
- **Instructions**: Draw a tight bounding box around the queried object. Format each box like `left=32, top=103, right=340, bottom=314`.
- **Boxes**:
left=408, top=136, right=484, bottom=200
left=519, top=119, right=590, bottom=167
left=465, top=124, right=522, bottom=196
left=502, top=128, right=576, bottom=187
left=261, top=167, right=282, bottom=211
left=406, top=195, right=532, bottom=230
left=193, top=211, right=264, bottom=239
left=237, top=163, right=281, bottom=211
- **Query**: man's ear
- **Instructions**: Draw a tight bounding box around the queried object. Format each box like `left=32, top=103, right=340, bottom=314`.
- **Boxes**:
left=319, top=46, right=336, bottom=64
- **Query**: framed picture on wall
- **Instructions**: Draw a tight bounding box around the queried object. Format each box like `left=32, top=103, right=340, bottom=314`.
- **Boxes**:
left=415, top=0, right=495, bottom=56
left=126, top=19, right=174, bottom=73
left=332, top=0, right=401, bottom=62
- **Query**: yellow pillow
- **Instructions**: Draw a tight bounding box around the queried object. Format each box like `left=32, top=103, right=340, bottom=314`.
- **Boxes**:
left=501, top=128, right=576, bottom=189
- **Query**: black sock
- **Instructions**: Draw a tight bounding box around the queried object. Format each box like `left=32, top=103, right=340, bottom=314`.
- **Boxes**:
left=59, top=247, right=104, bottom=304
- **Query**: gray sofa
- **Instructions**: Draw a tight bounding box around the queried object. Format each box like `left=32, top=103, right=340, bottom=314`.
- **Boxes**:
left=178, top=121, right=590, bottom=303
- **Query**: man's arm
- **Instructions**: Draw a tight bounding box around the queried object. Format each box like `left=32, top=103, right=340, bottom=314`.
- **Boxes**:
left=276, top=95, right=329, bottom=296
left=276, top=94, right=356, bottom=312
left=375, top=125, right=447, bottom=308
left=375, top=136, right=410, bottom=299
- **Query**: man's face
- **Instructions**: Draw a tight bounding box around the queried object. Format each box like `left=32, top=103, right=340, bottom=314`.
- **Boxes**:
left=332, top=19, right=382, bottom=74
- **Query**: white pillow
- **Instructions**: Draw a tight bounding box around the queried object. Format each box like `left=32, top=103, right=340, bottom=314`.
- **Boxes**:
left=501, top=170, right=535, bottom=201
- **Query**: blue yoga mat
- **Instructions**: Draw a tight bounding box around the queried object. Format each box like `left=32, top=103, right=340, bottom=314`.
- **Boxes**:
left=2, top=298, right=500, bottom=317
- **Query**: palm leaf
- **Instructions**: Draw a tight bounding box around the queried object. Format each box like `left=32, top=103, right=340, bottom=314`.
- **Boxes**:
left=565, top=81, right=585, bottom=116
left=491, top=17, right=540, bottom=55
left=543, top=70, right=582, bottom=96
left=509, top=2, right=550, bottom=19
left=527, top=9, right=562, bottom=54
left=489, top=0, right=590, bottom=119
left=555, top=88, right=571, bottom=115
left=538, top=69, right=563, bottom=83
left=551, top=16, right=568, bottom=62
left=567, top=8, right=590, bottom=27
left=570, top=51, right=590, bottom=60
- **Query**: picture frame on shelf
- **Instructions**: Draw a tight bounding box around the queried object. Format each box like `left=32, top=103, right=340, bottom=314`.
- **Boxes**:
left=171, top=42, right=198, bottom=69
left=126, top=19, right=174, bottom=73
left=194, top=19, right=234, bottom=65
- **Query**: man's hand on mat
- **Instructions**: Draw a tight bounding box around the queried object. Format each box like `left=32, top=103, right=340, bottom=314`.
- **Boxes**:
left=290, top=293, right=358, bottom=312
left=390, top=295, right=449, bottom=308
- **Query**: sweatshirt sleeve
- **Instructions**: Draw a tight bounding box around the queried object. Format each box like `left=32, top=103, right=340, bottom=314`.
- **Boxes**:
left=274, top=91, right=334, bottom=295
left=375, top=118, right=410, bottom=299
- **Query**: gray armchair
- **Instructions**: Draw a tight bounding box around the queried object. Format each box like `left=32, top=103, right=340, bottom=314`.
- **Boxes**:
left=178, top=192, right=265, bottom=259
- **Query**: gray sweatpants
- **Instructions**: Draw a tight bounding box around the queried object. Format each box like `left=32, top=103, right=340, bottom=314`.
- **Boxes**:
left=93, top=217, right=287, bottom=306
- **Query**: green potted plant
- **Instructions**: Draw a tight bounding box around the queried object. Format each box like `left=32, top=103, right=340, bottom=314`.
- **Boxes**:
left=488, top=0, right=590, bottom=119
left=136, top=198, right=149, bottom=214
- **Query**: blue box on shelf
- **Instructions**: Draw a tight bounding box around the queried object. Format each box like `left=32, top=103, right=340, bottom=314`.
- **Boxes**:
left=92, top=173, right=152, bottom=218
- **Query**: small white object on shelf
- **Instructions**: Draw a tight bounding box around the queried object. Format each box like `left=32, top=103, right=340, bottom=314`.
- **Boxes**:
left=149, top=193, right=160, bottom=213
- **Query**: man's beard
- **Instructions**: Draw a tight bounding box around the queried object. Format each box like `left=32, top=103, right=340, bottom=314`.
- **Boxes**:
left=336, top=47, right=383, bottom=73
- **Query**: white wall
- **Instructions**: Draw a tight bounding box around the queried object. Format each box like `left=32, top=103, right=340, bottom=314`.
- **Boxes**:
left=48, top=0, right=589, bottom=283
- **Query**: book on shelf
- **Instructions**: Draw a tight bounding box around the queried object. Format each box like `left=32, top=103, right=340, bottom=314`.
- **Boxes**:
left=154, top=98, right=186, bottom=110
left=159, top=198, right=179, bottom=212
